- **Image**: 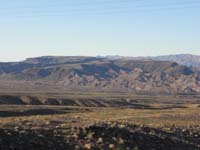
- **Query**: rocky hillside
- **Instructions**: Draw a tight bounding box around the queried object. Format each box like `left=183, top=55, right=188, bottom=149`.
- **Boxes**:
left=0, top=56, right=199, bottom=95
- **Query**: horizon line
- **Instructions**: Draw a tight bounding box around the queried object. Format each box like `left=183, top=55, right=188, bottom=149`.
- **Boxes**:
left=0, top=53, right=199, bottom=63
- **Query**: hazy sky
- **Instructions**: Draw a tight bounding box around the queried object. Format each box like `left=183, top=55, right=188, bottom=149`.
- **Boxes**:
left=0, top=0, right=199, bottom=61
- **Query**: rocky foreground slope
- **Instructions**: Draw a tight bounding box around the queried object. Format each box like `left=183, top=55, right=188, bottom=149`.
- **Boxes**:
left=0, top=56, right=200, bottom=94
left=0, top=122, right=199, bottom=150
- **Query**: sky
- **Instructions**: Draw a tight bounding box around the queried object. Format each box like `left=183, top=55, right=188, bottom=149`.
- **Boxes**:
left=0, top=0, right=199, bottom=61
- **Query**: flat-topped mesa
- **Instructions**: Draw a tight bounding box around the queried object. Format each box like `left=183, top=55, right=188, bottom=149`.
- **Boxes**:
left=24, top=56, right=101, bottom=65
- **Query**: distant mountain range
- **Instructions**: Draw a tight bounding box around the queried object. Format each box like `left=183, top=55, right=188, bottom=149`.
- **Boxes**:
left=105, top=54, right=200, bottom=68
left=0, top=54, right=199, bottom=95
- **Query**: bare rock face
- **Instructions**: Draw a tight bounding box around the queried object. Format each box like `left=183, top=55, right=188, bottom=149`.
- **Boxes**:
left=0, top=56, right=199, bottom=95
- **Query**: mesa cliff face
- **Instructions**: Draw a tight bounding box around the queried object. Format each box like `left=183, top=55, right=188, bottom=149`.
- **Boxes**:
left=0, top=56, right=199, bottom=95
